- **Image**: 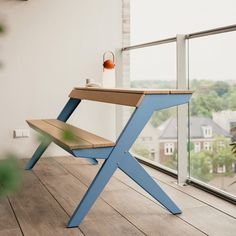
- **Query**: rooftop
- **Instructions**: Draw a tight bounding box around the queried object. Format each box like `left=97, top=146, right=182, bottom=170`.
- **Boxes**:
left=159, top=116, right=230, bottom=139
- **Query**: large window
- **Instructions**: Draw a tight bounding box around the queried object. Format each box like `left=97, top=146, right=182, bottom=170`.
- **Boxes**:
left=127, top=0, right=236, bottom=199
left=189, top=32, right=236, bottom=196
left=129, top=44, right=178, bottom=172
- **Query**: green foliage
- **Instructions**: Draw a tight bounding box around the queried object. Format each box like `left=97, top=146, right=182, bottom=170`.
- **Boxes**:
left=190, top=136, right=236, bottom=182
left=188, top=141, right=194, bottom=152
left=190, top=90, right=224, bottom=117
left=132, top=79, right=236, bottom=124
left=132, top=142, right=150, bottom=159
left=37, top=133, right=51, bottom=144
left=210, top=81, right=230, bottom=97
left=164, top=150, right=177, bottom=170
left=163, top=141, right=194, bottom=171
left=0, top=154, right=22, bottom=197
left=226, top=89, right=236, bottom=110
left=190, top=151, right=212, bottom=182
left=36, top=127, right=79, bottom=145
left=150, top=108, right=175, bottom=127
left=0, top=23, right=22, bottom=197
left=0, top=23, right=5, bottom=34
left=62, top=128, right=79, bottom=142
left=189, top=80, right=236, bottom=117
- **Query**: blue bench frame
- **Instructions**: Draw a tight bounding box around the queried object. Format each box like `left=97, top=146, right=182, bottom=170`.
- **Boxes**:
left=25, top=92, right=192, bottom=228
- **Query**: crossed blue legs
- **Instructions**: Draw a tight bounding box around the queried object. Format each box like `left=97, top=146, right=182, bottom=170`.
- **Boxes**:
left=24, top=94, right=191, bottom=227
left=66, top=95, right=192, bottom=227
left=67, top=157, right=118, bottom=227
left=67, top=151, right=181, bottom=228
left=25, top=141, right=51, bottom=170
left=25, top=141, right=98, bottom=170
left=119, top=153, right=181, bottom=214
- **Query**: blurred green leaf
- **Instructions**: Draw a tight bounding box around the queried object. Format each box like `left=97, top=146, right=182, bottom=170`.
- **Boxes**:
left=230, top=142, right=236, bottom=154
left=0, top=154, right=22, bottom=197
left=62, top=128, right=78, bottom=142
left=0, top=23, right=5, bottom=34
left=36, top=133, right=51, bottom=144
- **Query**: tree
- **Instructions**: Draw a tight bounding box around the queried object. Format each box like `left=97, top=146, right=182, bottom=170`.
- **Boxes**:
left=210, top=81, right=230, bottom=97
left=131, top=142, right=151, bottom=159
left=0, top=23, right=5, bottom=33
left=150, top=108, right=175, bottom=127
left=190, top=90, right=224, bottom=117
left=0, top=22, right=22, bottom=197
left=190, top=151, right=212, bottom=182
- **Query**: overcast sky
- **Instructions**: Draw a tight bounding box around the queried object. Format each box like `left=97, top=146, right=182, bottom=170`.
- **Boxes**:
left=130, top=0, right=236, bottom=82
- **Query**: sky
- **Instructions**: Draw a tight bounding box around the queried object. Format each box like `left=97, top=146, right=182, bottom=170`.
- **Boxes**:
left=130, top=0, right=236, bottom=82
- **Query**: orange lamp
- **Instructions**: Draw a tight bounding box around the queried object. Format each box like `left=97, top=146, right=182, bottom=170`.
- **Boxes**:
left=103, top=51, right=115, bottom=70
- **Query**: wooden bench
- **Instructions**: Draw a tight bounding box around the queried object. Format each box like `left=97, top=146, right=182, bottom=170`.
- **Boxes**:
left=27, top=119, right=115, bottom=151
left=25, top=87, right=193, bottom=228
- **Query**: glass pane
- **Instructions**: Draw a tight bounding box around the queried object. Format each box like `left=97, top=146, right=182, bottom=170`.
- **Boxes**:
left=129, top=44, right=178, bottom=172
left=131, top=0, right=236, bottom=45
left=189, top=32, right=236, bottom=196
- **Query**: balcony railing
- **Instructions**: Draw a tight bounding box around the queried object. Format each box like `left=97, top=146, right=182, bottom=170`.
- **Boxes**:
left=119, top=24, right=236, bottom=204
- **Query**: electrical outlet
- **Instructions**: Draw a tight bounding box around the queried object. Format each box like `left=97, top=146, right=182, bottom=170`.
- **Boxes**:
left=22, top=129, right=30, bottom=137
left=14, top=129, right=30, bottom=138
left=14, top=129, right=22, bottom=138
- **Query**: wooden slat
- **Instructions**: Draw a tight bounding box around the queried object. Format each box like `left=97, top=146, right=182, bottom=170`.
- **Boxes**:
left=0, top=198, right=22, bottom=236
left=33, top=158, right=145, bottom=236
left=74, top=87, right=193, bottom=94
left=27, top=120, right=92, bottom=150
left=54, top=157, right=206, bottom=236
left=114, top=164, right=236, bottom=236
left=69, top=89, right=145, bottom=107
left=44, top=119, right=115, bottom=148
left=8, top=170, right=83, bottom=236
left=142, top=164, right=236, bottom=218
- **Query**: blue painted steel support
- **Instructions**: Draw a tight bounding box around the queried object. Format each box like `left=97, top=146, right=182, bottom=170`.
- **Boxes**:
left=72, top=147, right=113, bottom=159
left=67, top=94, right=190, bottom=227
left=67, top=157, right=118, bottom=227
left=119, top=152, right=181, bottom=214
left=25, top=98, right=97, bottom=169
left=25, top=140, right=51, bottom=170
left=57, top=98, right=81, bottom=121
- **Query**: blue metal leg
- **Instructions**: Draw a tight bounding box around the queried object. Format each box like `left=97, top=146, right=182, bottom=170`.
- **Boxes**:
left=25, top=141, right=51, bottom=170
left=25, top=98, right=96, bottom=169
left=67, top=157, right=118, bottom=228
left=87, top=158, right=98, bottom=165
left=57, top=98, right=97, bottom=165
left=57, top=98, right=81, bottom=121
left=119, top=153, right=181, bottom=214
left=67, top=94, right=189, bottom=227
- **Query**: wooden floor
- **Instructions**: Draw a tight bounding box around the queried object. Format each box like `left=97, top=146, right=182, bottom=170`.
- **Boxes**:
left=1, top=156, right=236, bottom=236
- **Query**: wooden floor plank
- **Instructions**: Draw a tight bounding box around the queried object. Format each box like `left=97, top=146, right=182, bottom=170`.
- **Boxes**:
left=181, top=205, right=236, bottom=236
left=142, top=164, right=236, bottom=218
left=113, top=162, right=236, bottom=236
left=0, top=198, right=22, bottom=236
left=8, top=170, right=83, bottom=236
left=33, top=158, right=145, bottom=236
left=12, top=156, right=236, bottom=236
left=54, top=156, right=205, bottom=236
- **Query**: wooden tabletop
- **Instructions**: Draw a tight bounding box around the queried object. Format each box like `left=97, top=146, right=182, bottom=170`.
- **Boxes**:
left=74, top=87, right=193, bottom=95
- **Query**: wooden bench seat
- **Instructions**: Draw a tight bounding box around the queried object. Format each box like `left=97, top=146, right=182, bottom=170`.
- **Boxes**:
left=27, top=119, right=115, bottom=151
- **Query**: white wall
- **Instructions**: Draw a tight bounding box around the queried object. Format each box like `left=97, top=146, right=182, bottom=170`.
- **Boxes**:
left=0, top=0, right=122, bottom=158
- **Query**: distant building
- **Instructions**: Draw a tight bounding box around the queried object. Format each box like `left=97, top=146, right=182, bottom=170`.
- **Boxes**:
left=137, top=116, right=231, bottom=165
left=136, top=122, right=160, bottom=161
left=213, top=110, right=236, bottom=141
left=158, top=117, right=231, bottom=163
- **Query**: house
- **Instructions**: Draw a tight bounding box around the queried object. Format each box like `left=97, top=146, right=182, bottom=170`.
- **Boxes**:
left=135, top=122, right=160, bottom=161
left=158, top=116, right=231, bottom=163
left=213, top=110, right=236, bottom=141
